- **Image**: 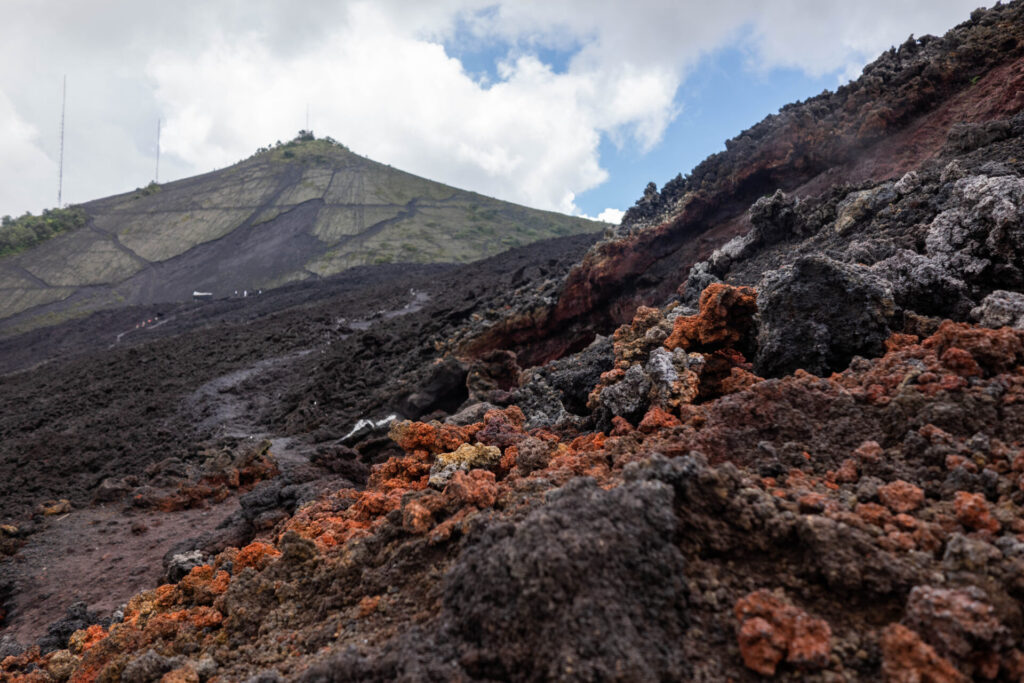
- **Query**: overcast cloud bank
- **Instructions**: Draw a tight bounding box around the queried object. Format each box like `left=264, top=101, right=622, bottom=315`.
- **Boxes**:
left=0, top=0, right=982, bottom=220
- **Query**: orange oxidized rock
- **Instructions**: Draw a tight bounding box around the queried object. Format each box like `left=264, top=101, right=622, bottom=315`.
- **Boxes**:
left=737, top=616, right=787, bottom=677
left=368, top=450, right=432, bottom=491
left=568, top=432, right=607, bottom=453
left=734, top=589, right=831, bottom=676
left=853, top=440, right=884, bottom=464
left=67, top=624, right=107, bottom=655
left=878, top=480, right=925, bottom=514
left=389, top=420, right=470, bottom=455
left=953, top=491, right=1000, bottom=533
left=638, top=406, right=680, bottom=433
left=886, top=333, right=920, bottom=352
left=234, top=541, right=282, bottom=572
left=834, top=458, right=860, bottom=483
left=924, top=321, right=1024, bottom=377
left=717, top=366, right=762, bottom=395
left=664, top=283, right=757, bottom=352
left=610, top=415, right=634, bottom=436
left=880, top=623, right=967, bottom=682
left=444, top=469, right=498, bottom=509
left=940, top=347, right=983, bottom=378
left=356, top=595, right=382, bottom=618
left=402, top=500, right=435, bottom=534
left=178, top=565, right=230, bottom=605
left=855, top=502, right=892, bottom=527
left=797, top=492, right=827, bottom=514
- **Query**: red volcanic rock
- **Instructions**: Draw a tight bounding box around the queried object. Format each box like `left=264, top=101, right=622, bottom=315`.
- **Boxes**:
left=356, top=595, right=382, bottom=619
left=878, top=480, right=925, bottom=514
left=638, top=406, right=680, bottom=433
left=444, top=469, right=498, bottom=509
left=610, top=416, right=634, bottom=436
left=903, top=586, right=1008, bottom=663
left=734, top=589, right=831, bottom=676
left=953, top=491, right=1000, bottom=533
left=893, top=513, right=918, bottom=531
left=924, top=321, right=1024, bottom=377
left=177, top=565, right=230, bottom=607
left=663, top=283, right=757, bottom=352
left=402, top=500, right=435, bottom=535
left=389, top=420, right=470, bottom=455
left=737, top=617, right=787, bottom=677
left=607, top=306, right=672, bottom=372
left=886, top=333, right=921, bottom=352
left=856, top=502, right=892, bottom=528
left=798, top=492, right=827, bottom=514
left=474, top=407, right=528, bottom=450
left=234, top=541, right=281, bottom=572
left=854, top=440, right=884, bottom=464
left=881, top=623, right=967, bottom=683
left=718, top=366, right=762, bottom=395
left=368, top=450, right=432, bottom=491
left=940, top=347, right=984, bottom=378
left=835, top=458, right=860, bottom=483
left=588, top=286, right=762, bottom=415
left=68, top=624, right=106, bottom=655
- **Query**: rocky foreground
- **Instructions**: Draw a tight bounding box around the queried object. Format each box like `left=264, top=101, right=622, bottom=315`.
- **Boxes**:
left=5, top=2, right=1024, bottom=681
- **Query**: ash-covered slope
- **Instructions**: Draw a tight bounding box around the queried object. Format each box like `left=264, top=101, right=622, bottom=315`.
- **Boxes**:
left=5, top=3, right=1024, bottom=682
left=0, top=135, right=601, bottom=338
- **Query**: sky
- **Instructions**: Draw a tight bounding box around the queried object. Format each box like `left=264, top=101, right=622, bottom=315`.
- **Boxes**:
left=0, top=1, right=986, bottom=224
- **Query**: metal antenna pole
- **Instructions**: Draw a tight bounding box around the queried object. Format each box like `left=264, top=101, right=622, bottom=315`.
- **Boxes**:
left=155, top=118, right=161, bottom=183
left=58, top=76, right=66, bottom=206
left=306, top=103, right=309, bottom=132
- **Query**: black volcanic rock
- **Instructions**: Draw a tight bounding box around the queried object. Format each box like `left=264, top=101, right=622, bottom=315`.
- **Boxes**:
left=755, top=256, right=897, bottom=377
left=5, top=4, right=1024, bottom=682
left=442, top=476, right=689, bottom=681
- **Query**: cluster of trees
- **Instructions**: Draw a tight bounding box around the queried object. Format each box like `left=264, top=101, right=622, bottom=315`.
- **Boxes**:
left=250, top=132, right=350, bottom=159
left=133, top=181, right=162, bottom=198
left=0, top=206, right=88, bottom=257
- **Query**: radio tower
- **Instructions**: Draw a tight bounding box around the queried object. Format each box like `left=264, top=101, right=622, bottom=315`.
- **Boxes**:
left=58, top=76, right=66, bottom=207
left=155, top=118, right=161, bottom=183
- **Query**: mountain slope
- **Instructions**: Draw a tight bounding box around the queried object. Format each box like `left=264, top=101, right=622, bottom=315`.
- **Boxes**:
left=0, top=136, right=601, bottom=337
left=5, top=3, right=1024, bottom=682
left=454, top=2, right=1024, bottom=366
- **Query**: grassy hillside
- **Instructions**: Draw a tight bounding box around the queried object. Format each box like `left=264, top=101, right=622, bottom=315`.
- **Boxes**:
left=0, top=134, right=604, bottom=335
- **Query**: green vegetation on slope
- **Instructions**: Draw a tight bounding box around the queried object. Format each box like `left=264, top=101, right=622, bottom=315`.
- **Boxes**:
left=252, top=131, right=353, bottom=164
left=0, top=207, right=88, bottom=258
left=1, top=131, right=605, bottom=337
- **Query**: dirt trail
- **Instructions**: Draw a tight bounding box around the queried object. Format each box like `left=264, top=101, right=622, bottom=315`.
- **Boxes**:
left=187, top=350, right=315, bottom=439
left=3, top=501, right=240, bottom=644
left=0, top=289, right=434, bottom=646
left=185, top=289, right=429, bottom=457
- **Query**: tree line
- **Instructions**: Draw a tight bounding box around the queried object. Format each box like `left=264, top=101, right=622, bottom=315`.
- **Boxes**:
left=0, top=206, right=88, bottom=257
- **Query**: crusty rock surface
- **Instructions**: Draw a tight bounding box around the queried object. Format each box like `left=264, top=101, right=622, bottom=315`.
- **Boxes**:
left=5, top=3, right=1024, bottom=682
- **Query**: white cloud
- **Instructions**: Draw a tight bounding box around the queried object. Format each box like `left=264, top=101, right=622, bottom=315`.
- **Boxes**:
left=585, top=206, right=622, bottom=225
left=0, top=0, right=986, bottom=219
left=747, top=1, right=983, bottom=80
left=148, top=4, right=675, bottom=216
left=0, top=90, right=58, bottom=218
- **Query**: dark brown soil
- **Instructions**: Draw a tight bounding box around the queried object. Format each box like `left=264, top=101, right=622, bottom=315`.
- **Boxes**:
left=0, top=232, right=599, bottom=647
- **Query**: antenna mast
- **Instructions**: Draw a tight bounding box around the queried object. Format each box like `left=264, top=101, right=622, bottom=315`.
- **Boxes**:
left=305, top=104, right=309, bottom=132
left=58, top=75, right=66, bottom=207
left=155, top=118, right=161, bottom=183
